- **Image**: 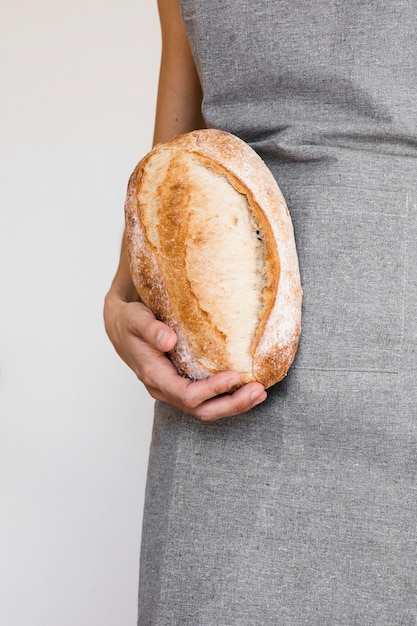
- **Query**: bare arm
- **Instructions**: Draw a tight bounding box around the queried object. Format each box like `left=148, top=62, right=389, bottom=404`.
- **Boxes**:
left=153, top=0, right=205, bottom=143
left=103, top=0, right=267, bottom=420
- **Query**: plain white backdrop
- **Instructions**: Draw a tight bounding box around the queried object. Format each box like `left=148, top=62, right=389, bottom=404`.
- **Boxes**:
left=0, top=2, right=160, bottom=624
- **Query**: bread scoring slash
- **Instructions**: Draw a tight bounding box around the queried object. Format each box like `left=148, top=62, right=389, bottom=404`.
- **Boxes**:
left=125, top=129, right=302, bottom=388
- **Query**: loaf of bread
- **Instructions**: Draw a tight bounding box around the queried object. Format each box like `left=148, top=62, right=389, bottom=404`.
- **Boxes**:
left=125, top=129, right=302, bottom=388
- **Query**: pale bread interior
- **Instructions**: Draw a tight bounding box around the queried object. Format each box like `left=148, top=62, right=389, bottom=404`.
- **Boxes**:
left=185, top=158, right=267, bottom=372
left=142, top=149, right=269, bottom=374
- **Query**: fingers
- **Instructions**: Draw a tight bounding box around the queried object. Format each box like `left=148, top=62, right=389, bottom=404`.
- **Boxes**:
left=193, top=382, right=268, bottom=422
left=145, top=364, right=267, bottom=421
left=178, top=370, right=243, bottom=406
left=124, top=302, right=177, bottom=352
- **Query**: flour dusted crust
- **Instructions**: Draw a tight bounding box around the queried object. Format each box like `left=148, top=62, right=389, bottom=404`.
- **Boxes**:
left=125, top=129, right=302, bottom=388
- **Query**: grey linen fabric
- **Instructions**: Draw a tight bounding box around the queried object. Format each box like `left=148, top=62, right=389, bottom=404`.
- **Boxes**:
left=138, top=1, right=417, bottom=624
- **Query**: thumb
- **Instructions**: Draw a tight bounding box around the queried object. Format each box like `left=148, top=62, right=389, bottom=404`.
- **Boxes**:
left=134, top=307, right=177, bottom=352
left=155, top=324, right=177, bottom=352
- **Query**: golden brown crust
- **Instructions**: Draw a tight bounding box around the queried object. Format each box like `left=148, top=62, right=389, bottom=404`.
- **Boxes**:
left=125, top=129, right=302, bottom=387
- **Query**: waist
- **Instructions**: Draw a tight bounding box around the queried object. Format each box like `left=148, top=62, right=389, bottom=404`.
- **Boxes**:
left=257, top=143, right=417, bottom=196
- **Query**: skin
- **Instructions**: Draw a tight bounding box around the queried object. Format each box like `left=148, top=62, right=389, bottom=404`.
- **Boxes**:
left=103, top=0, right=267, bottom=421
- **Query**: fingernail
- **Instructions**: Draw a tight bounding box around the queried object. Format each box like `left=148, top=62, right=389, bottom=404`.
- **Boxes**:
left=157, top=330, right=170, bottom=350
left=251, top=391, right=266, bottom=406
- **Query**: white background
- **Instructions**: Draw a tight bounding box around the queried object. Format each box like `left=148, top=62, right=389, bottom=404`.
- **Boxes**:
left=0, top=2, right=160, bottom=624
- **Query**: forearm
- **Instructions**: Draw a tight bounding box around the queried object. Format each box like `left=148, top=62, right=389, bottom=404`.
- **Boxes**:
left=153, top=0, right=205, bottom=145
left=104, top=235, right=140, bottom=344
left=107, top=234, right=138, bottom=301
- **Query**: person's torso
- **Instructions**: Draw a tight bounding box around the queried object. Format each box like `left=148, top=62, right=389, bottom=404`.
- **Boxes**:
left=181, top=0, right=417, bottom=375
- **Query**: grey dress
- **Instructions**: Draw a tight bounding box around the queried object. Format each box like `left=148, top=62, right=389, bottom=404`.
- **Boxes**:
left=138, top=1, right=417, bottom=624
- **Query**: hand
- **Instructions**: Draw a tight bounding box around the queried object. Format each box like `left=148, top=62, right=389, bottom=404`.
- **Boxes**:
left=104, top=295, right=267, bottom=421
